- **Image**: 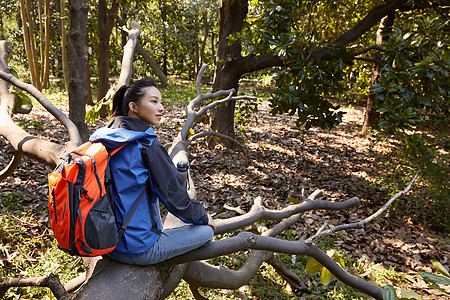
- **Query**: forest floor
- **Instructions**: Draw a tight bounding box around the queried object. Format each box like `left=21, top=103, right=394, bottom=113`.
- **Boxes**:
left=0, top=95, right=449, bottom=299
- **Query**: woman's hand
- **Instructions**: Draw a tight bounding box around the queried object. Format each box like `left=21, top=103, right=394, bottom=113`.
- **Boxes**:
left=207, top=214, right=216, bottom=232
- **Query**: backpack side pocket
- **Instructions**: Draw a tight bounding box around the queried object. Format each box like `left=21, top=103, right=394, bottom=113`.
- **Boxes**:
left=48, top=172, right=73, bottom=250
left=84, top=194, right=119, bottom=250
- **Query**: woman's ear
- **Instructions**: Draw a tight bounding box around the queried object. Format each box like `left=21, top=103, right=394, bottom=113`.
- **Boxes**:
left=129, top=102, right=137, bottom=113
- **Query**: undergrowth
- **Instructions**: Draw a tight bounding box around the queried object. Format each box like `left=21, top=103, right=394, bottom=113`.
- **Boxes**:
left=0, top=192, right=84, bottom=299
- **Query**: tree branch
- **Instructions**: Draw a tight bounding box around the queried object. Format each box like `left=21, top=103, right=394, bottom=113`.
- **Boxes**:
left=215, top=196, right=360, bottom=234
left=0, top=70, right=81, bottom=147
left=187, top=131, right=245, bottom=151
left=196, top=93, right=257, bottom=117
left=167, top=232, right=383, bottom=299
left=0, top=150, right=23, bottom=181
left=266, top=255, right=308, bottom=292
left=115, top=21, right=140, bottom=90
left=183, top=190, right=323, bottom=293
left=0, top=274, right=70, bottom=300
left=306, top=171, right=420, bottom=244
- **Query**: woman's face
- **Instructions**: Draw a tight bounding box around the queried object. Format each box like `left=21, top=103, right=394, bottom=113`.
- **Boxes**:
left=128, top=86, right=164, bottom=126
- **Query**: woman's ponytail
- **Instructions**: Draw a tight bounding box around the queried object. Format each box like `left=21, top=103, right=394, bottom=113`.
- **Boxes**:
left=112, top=85, right=128, bottom=117
left=111, top=78, right=158, bottom=117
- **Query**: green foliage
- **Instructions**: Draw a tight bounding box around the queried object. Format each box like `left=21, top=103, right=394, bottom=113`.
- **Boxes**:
left=234, top=91, right=262, bottom=135
left=85, top=84, right=116, bottom=124
left=270, top=51, right=347, bottom=130
left=419, top=260, right=450, bottom=297
left=373, top=16, right=450, bottom=137
left=160, top=83, right=200, bottom=106
left=374, top=132, right=450, bottom=233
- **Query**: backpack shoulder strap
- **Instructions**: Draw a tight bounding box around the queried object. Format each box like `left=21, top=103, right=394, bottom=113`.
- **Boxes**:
left=117, top=181, right=148, bottom=239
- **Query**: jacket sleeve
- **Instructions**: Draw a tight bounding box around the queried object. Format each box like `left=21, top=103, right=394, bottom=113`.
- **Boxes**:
left=141, top=139, right=209, bottom=225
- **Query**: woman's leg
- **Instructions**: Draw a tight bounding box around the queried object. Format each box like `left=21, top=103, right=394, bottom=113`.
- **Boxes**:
left=109, top=225, right=213, bottom=265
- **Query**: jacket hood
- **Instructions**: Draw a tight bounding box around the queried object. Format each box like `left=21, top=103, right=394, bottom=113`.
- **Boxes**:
left=89, top=116, right=157, bottom=149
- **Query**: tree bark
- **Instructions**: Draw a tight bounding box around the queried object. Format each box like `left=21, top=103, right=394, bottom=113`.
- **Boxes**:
left=19, top=0, right=40, bottom=91
left=158, top=0, right=168, bottom=76
left=67, top=0, right=89, bottom=142
left=43, top=0, right=50, bottom=89
left=61, top=0, right=70, bottom=92
left=361, top=13, right=395, bottom=135
left=135, top=42, right=169, bottom=87
left=96, top=0, right=119, bottom=104
left=209, top=0, right=248, bottom=146
left=72, top=257, right=186, bottom=300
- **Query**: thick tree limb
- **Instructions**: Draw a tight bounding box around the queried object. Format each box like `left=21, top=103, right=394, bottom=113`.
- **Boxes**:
left=167, top=232, right=383, bottom=299
left=306, top=171, right=420, bottom=244
left=332, top=0, right=408, bottom=46
left=183, top=191, right=321, bottom=293
left=239, top=0, right=410, bottom=73
left=0, top=150, right=23, bottom=181
left=116, top=16, right=168, bottom=87
left=115, top=21, right=140, bottom=90
left=0, top=274, right=70, bottom=300
left=0, top=70, right=81, bottom=148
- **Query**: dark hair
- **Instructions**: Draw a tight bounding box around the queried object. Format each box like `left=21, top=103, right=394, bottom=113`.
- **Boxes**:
left=112, top=77, right=158, bottom=117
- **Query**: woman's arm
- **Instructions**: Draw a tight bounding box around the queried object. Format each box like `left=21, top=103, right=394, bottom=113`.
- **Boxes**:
left=141, top=139, right=209, bottom=225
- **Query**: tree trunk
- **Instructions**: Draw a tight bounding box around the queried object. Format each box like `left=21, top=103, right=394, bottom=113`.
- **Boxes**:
left=42, top=0, right=50, bottom=89
left=135, top=42, right=169, bottom=87
left=61, top=0, right=70, bottom=92
left=159, top=0, right=168, bottom=76
left=67, top=0, right=89, bottom=142
left=209, top=0, right=248, bottom=146
left=73, top=257, right=186, bottom=300
left=19, top=0, right=41, bottom=91
left=361, top=13, right=395, bottom=135
left=96, top=0, right=119, bottom=104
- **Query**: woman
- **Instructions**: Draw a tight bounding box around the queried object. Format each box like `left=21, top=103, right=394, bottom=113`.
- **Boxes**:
left=89, top=77, right=215, bottom=265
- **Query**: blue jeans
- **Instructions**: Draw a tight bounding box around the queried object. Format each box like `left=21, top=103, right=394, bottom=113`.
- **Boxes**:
left=108, top=225, right=213, bottom=265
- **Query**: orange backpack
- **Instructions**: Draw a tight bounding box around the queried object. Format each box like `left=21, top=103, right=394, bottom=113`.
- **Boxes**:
left=48, top=141, right=146, bottom=257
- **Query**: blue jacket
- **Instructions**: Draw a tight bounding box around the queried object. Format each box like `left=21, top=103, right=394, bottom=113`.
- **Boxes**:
left=89, top=116, right=208, bottom=256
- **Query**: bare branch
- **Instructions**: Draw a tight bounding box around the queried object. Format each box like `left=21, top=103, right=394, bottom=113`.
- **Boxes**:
left=266, top=256, right=307, bottom=292
left=187, top=131, right=245, bottom=151
left=0, top=150, right=23, bottom=181
left=115, top=21, right=140, bottom=90
left=223, top=204, right=247, bottom=215
left=196, top=94, right=257, bottom=117
left=306, top=171, right=420, bottom=244
left=167, top=233, right=383, bottom=299
left=0, top=274, right=70, bottom=300
left=354, top=45, right=385, bottom=55
left=0, top=70, right=81, bottom=146
left=215, top=196, right=360, bottom=234
left=195, top=64, right=208, bottom=96
left=354, top=57, right=383, bottom=66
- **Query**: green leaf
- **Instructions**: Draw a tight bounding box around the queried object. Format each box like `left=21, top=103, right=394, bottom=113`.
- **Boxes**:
left=419, top=272, right=450, bottom=285
left=431, top=260, right=450, bottom=277
left=427, top=284, right=450, bottom=295
left=400, top=288, right=422, bottom=300
left=320, top=267, right=332, bottom=285
left=383, top=285, right=398, bottom=300
left=305, top=258, right=323, bottom=273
